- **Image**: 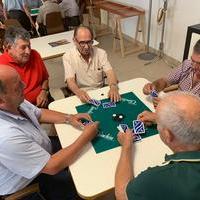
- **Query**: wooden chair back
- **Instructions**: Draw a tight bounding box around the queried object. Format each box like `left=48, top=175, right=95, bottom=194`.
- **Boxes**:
left=45, top=12, right=65, bottom=35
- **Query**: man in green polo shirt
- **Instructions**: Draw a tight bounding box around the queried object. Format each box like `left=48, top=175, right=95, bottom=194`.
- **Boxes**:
left=115, top=91, right=200, bottom=200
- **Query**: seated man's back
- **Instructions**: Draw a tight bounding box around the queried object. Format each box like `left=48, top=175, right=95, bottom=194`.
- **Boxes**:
left=127, top=151, right=200, bottom=200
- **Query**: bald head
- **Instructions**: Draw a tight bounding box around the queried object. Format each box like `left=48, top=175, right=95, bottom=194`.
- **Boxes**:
left=156, top=92, right=200, bottom=145
left=74, top=26, right=93, bottom=40
left=0, top=65, right=19, bottom=94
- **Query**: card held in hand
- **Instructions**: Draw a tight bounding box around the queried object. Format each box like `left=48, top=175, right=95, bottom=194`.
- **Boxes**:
left=89, top=99, right=101, bottom=106
left=119, top=124, right=128, bottom=132
left=150, top=89, right=158, bottom=97
left=132, top=120, right=145, bottom=134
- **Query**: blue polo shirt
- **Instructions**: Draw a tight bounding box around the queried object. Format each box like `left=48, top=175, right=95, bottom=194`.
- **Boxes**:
left=0, top=100, right=51, bottom=195
left=126, top=151, right=200, bottom=200
left=4, top=0, right=25, bottom=12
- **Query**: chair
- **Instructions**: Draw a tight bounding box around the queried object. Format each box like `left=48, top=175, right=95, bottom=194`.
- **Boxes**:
left=2, top=183, right=46, bottom=200
left=4, top=19, right=22, bottom=28
left=45, top=12, right=65, bottom=35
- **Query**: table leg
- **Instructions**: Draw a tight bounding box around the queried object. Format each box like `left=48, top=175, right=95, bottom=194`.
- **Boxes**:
left=117, top=18, right=125, bottom=57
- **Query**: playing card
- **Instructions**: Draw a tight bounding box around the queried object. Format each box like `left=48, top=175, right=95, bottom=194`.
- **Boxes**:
left=117, top=125, right=124, bottom=133
left=132, top=120, right=145, bottom=134
left=102, top=102, right=116, bottom=109
left=89, top=99, right=101, bottom=106
left=134, top=134, right=142, bottom=142
left=150, top=89, right=158, bottom=97
left=119, top=124, right=128, bottom=132
left=82, top=120, right=93, bottom=126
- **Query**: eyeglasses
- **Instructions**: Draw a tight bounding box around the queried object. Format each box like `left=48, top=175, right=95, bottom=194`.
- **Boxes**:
left=191, top=57, right=200, bottom=66
left=75, top=39, right=94, bottom=47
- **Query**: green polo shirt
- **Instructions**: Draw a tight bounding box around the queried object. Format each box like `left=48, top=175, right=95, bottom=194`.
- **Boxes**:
left=126, top=151, right=200, bottom=200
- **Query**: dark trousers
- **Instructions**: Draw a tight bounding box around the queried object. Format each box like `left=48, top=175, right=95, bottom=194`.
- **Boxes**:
left=26, top=137, right=81, bottom=200
left=39, top=137, right=81, bottom=200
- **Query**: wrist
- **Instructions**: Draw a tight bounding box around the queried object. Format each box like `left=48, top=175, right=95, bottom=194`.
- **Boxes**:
left=65, top=114, right=74, bottom=124
left=109, top=83, right=118, bottom=89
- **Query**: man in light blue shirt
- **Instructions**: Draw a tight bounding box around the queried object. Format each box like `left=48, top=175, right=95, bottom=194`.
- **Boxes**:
left=0, top=65, right=99, bottom=199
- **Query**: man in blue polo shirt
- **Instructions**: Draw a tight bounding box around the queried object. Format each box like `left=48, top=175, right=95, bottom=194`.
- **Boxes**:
left=115, top=91, right=200, bottom=200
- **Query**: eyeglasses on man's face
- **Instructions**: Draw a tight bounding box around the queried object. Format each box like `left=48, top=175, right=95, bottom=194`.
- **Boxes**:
left=75, top=39, right=94, bottom=47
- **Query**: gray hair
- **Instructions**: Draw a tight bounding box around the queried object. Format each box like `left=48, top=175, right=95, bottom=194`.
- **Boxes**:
left=3, top=26, right=31, bottom=47
left=157, top=92, right=200, bottom=145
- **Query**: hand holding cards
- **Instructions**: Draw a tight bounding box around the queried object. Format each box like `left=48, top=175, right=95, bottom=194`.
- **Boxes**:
left=150, top=89, right=158, bottom=97
left=88, top=99, right=101, bottom=107
left=117, top=120, right=145, bottom=143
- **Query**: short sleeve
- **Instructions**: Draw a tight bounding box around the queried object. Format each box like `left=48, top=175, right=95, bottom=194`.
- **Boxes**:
left=0, top=127, right=50, bottom=179
left=63, top=53, right=76, bottom=80
left=21, top=100, right=42, bottom=119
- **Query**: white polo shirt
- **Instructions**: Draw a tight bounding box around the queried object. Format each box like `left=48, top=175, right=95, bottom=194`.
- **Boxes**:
left=63, top=46, right=112, bottom=91
left=0, top=100, right=51, bottom=195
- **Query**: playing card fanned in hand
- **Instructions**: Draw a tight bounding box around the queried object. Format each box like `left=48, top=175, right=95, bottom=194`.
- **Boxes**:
left=89, top=99, right=101, bottom=107
left=132, top=120, right=145, bottom=134
left=150, top=89, right=158, bottom=97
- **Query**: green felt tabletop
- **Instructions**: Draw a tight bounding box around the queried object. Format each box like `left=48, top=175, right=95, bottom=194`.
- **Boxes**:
left=76, top=92, right=158, bottom=154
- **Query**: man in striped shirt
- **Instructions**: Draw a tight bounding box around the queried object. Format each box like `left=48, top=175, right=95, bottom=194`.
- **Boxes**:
left=140, top=39, right=200, bottom=124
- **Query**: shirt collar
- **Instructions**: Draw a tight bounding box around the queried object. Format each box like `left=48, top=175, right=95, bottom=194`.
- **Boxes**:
left=164, top=151, right=200, bottom=164
left=0, top=104, right=28, bottom=121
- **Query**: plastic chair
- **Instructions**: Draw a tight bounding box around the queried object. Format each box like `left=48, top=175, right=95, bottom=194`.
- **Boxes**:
left=45, top=12, right=65, bottom=35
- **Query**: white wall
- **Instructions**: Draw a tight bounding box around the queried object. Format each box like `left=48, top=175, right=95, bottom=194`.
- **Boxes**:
left=103, top=0, right=200, bottom=61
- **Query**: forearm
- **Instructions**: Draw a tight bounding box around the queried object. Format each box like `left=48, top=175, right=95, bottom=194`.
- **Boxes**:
left=152, top=78, right=169, bottom=92
left=23, top=4, right=34, bottom=25
left=66, top=78, right=81, bottom=95
left=115, top=145, right=133, bottom=200
left=106, top=69, right=118, bottom=86
left=39, top=109, right=70, bottom=124
left=3, top=9, right=8, bottom=20
left=41, top=79, right=49, bottom=90
left=42, top=129, right=93, bottom=175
